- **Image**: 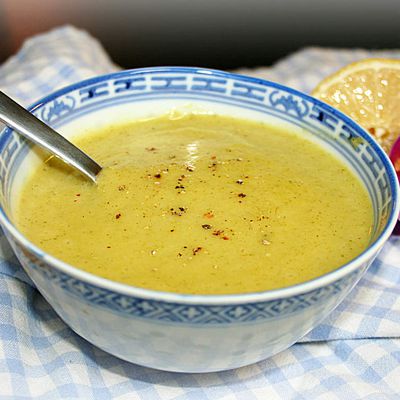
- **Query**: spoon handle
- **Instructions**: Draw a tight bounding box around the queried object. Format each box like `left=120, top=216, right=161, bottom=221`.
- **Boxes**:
left=0, top=91, right=102, bottom=182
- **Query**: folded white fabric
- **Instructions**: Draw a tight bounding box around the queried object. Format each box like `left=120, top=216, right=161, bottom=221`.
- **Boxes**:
left=0, top=25, right=399, bottom=399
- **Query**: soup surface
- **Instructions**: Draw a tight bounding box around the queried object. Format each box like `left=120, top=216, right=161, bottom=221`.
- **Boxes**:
left=16, top=114, right=373, bottom=294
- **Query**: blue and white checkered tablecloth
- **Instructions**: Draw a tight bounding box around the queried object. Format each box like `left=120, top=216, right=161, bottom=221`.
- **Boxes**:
left=0, top=26, right=399, bottom=399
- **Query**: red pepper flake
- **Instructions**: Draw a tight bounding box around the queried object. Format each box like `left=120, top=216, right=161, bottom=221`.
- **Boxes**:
left=192, top=246, right=203, bottom=255
left=212, top=229, right=230, bottom=240
left=238, top=193, right=247, bottom=198
left=204, top=211, right=214, bottom=219
left=115, top=213, right=121, bottom=219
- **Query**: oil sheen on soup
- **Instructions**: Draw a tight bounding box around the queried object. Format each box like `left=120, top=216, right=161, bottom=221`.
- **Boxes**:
left=16, top=114, right=373, bottom=294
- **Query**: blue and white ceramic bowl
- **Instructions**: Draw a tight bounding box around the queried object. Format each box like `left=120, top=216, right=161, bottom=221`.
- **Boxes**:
left=0, top=68, right=398, bottom=373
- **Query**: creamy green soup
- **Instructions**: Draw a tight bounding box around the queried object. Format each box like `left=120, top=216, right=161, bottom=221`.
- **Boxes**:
left=16, top=114, right=373, bottom=294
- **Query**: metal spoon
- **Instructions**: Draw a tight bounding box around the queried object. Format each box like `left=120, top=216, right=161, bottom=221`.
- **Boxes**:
left=0, top=91, right=102, bottom=182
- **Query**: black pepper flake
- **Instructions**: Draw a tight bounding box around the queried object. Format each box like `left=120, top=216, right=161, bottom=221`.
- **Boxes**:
left=202, top=224, right=212, bottom=230
left=192, top=247, right=203, bottom=255
left=171, top=207, right=186, bottom=216
left=208, top=162, right=218, bottom=171
left=107, top=246, right=111, bottom=249
left=146, top=147, right=157, bottom=151
left=212, top=229, right=230, bottom=240
left=186, top=166, right=194, bottom=172
left=238, top=193, right=247, bottom=198
left=154, top=173, right=162, bottom=179
left=118, top=185, right=126, bottom=191
left=236, top=180, right=243, bottom=185
left=76, top=193, right=81, bottom=196
left=178, top=252, right=182, bottom=257
left=175, top=185, right=185, bottom=189
left=170, top=229, right=175, bottom=232
left=115, top=213, right=121, bottom=219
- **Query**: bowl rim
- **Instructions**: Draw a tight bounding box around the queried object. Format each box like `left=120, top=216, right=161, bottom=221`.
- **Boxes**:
left=1, top=66, right=399, bottom=305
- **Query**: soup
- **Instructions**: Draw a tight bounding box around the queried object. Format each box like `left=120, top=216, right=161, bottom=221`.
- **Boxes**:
left=16, top=114, right=373, bottom=294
